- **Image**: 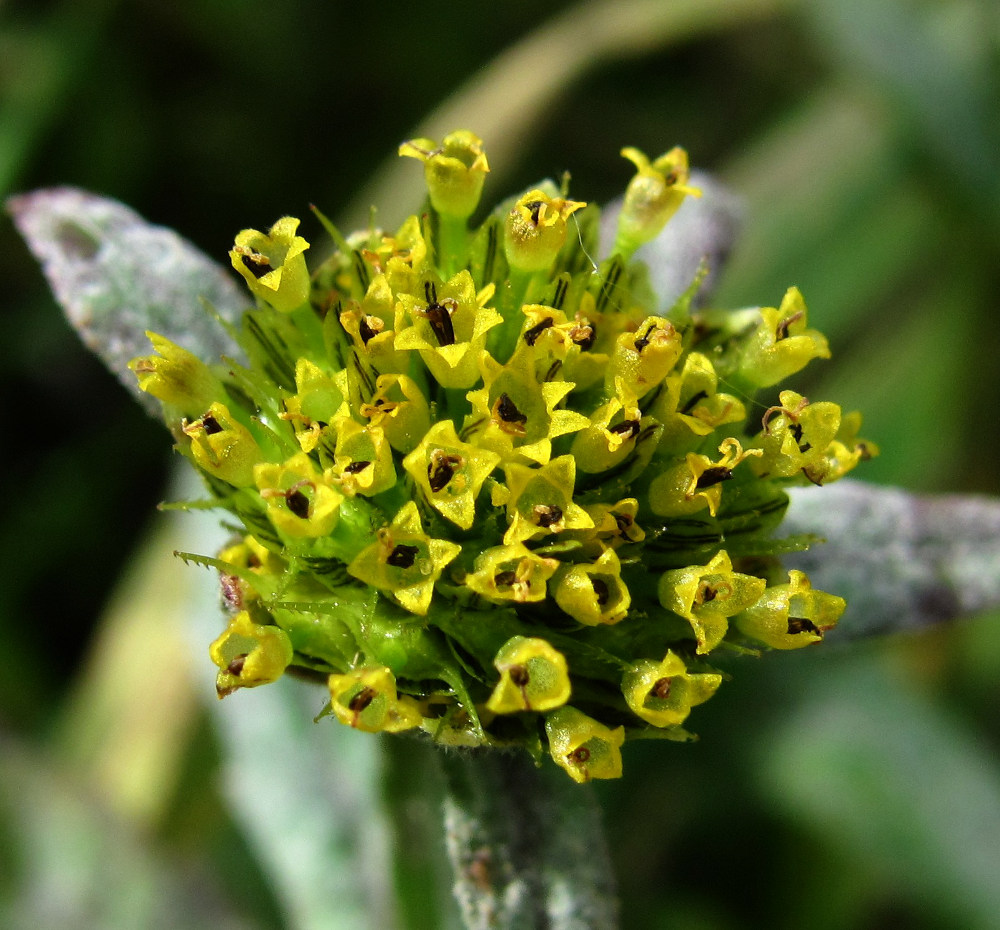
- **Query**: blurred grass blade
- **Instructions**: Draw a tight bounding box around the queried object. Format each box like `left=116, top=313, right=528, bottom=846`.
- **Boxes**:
left=0, top=732, right=260, bottom=930
left=758, top=649, right=1000, bottom=929
left=785, top=481, right=1000, bottom=639
left=211, top=681, right=397, bottom=930
left=7, top=187, right=246, bottom=408
left=342, top=0, right=797, bottom=230
left=804, top=0, right=1000, bottom=227
left=0, top=0, right=122, bottom=197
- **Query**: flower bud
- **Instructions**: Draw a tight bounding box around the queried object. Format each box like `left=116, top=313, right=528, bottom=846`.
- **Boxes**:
left=129, top=332, right=223, bottom=416
left=399, top=130, right=490, bottom=219
left=614, top=146, right=701, bottom=255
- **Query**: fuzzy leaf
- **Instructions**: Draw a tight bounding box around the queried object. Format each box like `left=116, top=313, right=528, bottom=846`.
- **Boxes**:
left=7, top=187, right=246, bottom=409
left=785, top=480, right=1000, bottom=638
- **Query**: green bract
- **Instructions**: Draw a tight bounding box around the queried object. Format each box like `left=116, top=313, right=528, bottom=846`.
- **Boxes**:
left=132, top=133, right=875, bottom=781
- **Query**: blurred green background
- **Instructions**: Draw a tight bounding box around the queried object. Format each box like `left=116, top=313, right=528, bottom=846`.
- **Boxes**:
left=3, top=0, right=999, bottom=927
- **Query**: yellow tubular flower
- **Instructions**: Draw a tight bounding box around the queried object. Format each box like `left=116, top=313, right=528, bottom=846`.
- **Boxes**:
left=614, top=146, right=701, bottom=256
left=650, top=352, right=746, bottom=452
left=658, top=550, right=767, bottom=653
left=463, top=543, right=560, bottom=604
left=741, top=287, right=831, bottom=388
left=254, top=451, right=343, bottom=539
left=182, top=401, right=261, bottom=487
left=394, top=272, right=503, bottom=389
left=553, top=546, right=631, bottom=626
left=465, top=354, right=590, bottom=465
left=230, top=217, right=310, bottom=312
left=402, top=420, right=500, bottom=530
left=648, top=438, right=762, bottom=518
left=209, top=610, right=293, bottom=698
left=327, top=666, right=422, bottom=733
left=504, top=190, right=586, bottom=272
left=606, top=317, right=683, bottom=399
left=486, top=636, right=571, bottom=714
left=622, top=651, right=722, bottom=727
left=398, top=130, right=490, bottom=219
left=734, top=570, right=845, bottom=650
left=500, top=455, right=594, bottom=545
left=358, top=373, right=432, bottom=455
left=346, top=502, right=461, bottom=615
left=545, top=707, right=624, bottom=783
left=129, top=331, right=223, bottom=416
left=330, top=419, right=397, bottom=497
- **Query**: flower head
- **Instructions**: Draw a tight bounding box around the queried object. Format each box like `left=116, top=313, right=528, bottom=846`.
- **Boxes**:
left=137, top=131, right=869, bottom=781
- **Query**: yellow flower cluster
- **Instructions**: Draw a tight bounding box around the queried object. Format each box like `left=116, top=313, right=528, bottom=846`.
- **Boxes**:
left=131, top=131, right=874, bottom=781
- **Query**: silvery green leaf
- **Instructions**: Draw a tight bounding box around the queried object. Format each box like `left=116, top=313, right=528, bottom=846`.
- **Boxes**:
left=7, top=187, right=247, bottom=410
left=599, top=170, right=744, bottom=312
left=784, top=480, right=1000, bottom=638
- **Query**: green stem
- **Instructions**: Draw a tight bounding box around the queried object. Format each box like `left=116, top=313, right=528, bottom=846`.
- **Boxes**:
left=438, top=214, right=470, bottom=280
left=439, top=748, right=620, bottom=930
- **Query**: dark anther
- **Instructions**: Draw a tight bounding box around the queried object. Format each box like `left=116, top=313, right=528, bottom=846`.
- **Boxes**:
left=609, top=419, right=640, bottom=440
left=241, top=252, right=271, bottom=279
left=613, top=512, right=634, bottom=535
left=633, top=323, right=658, bottom=353
left=788, top=422, right=811, bottom=453
left=422, top=301, right=456, bottom=346
left=775, top=310, right=805, bottom=341
left=359, top=315, right=384, bottom=345
left=387, top=543, right=420, bottom=568
left=348, top=686, right=376, bottom=713
left=568, top=746, right=591, bottom=765
left=226, top=653, right=248, bottom=676
left=523, top=317, right=554, bottom=346
left=701, top=585, right=718, bottom=603
left=696, top=466, right=733, bottom=489
left=592, top=578, right=610, bottom=607
left=286, top=489, right=311, bottom=519
left=533, top=504, right=563, bottom=528
left=787, top=617, right=820, bottom=635
left=494, top=570, right=517, bottom=588
left=570, top=319, right=595, bottom=350
left=428, top=451, right=463, bottom=492
left=495, top=393, right=527, bottom=426
left=508, top=664, right=530, bottom=687
left=344, top=460, right=371, bottom=474
left=650, top=677, right=673, bottom=700
left=201, top=413, right=224, bottom=434
left=525, top=200, right=544, bottom=225
left=680, top=390, right=708, bottom=416
left=662, top=170, right=680, bottom=186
